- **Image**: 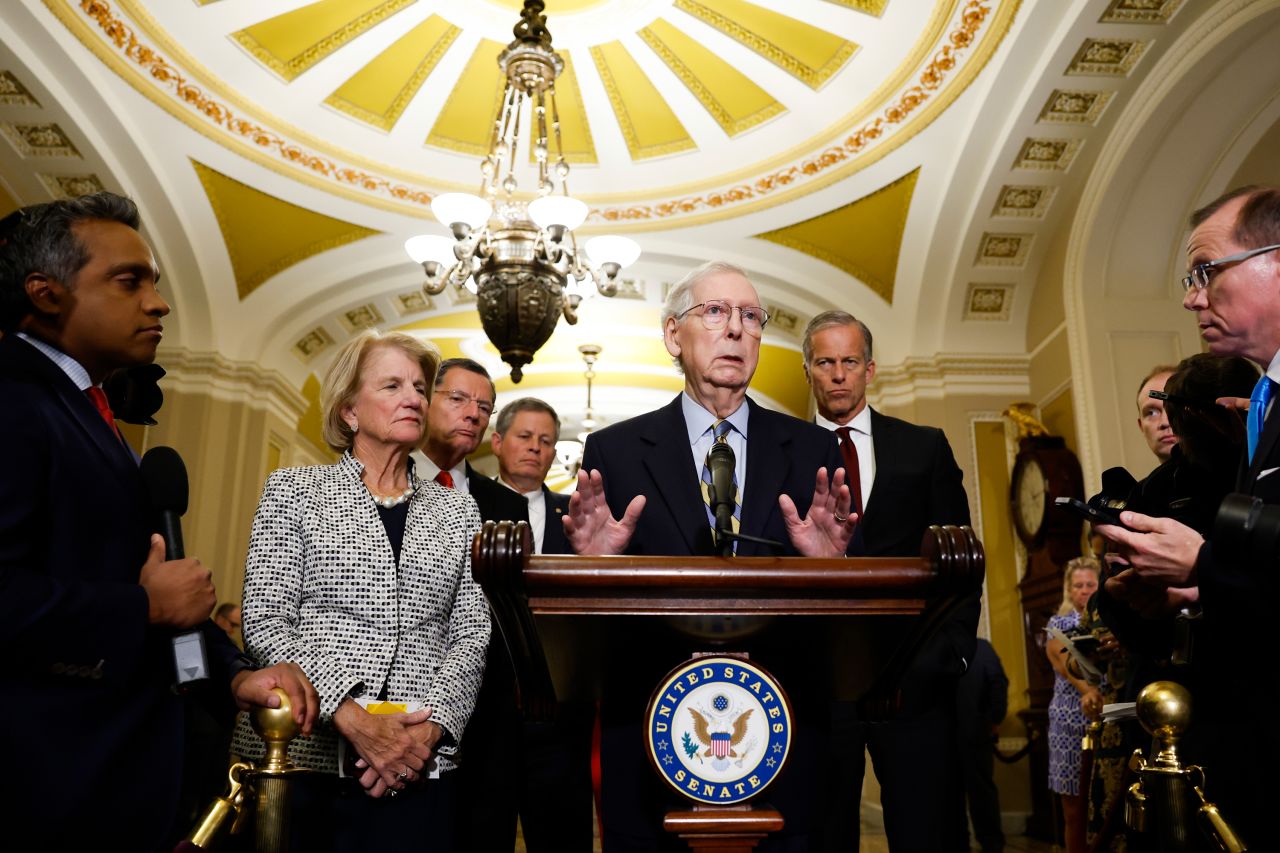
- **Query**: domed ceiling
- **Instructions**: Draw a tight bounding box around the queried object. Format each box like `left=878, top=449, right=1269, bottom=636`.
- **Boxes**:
left=1, top=0, right=1210, bottom=472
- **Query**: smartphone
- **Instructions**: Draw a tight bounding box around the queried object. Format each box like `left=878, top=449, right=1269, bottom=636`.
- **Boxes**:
left=1054, top=496, right=1127, bottom=528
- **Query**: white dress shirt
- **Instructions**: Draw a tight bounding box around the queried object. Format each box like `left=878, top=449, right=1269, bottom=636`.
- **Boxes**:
left=817, top=406, right=875, bottom=511
left=681, top=392, right=749, bottom=487
left=411, top=450, right=469, bottom=494
left=500, top=478, right=546, bottom=553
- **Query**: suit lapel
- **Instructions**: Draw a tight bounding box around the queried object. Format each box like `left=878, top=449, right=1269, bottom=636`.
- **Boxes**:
left=640, top=397, right=707, bottom=554
left=6, top=336, right=136, bottom=473
left=1245, top=404, right=1280, bottom=487
left=862, top=408, right=893, bottom=520
left=741, top=398, right=788, bottom=553
left=541, top=486, right=570, bottom=554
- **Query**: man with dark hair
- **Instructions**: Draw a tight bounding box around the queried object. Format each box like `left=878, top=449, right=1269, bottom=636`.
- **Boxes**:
left=801, top=309, right=975, bottom=851
left=414, top=357, right=533, bottom=852
left=1096, top=184, right=1280, bottom=839
left=0, top=192, right=318, bottom=850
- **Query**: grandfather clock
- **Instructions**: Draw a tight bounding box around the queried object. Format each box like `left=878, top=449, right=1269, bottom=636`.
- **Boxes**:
left=1007, top=417, right=1085, bottom=839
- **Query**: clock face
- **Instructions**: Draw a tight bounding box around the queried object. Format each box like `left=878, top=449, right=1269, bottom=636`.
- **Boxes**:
left=1014, top=458, right=1047, bottom=542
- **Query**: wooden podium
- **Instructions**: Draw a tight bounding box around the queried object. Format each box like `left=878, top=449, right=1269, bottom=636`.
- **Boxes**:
left=471, top=522, right=984, bottom=850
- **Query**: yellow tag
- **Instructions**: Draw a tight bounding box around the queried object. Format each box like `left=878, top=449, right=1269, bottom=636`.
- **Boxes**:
left=364, top=701, right=408, bottom=715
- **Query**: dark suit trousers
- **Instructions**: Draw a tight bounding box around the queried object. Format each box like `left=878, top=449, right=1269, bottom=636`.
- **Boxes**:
left=454, top=642, right=595, bottom=852
left=821, top=702, right=968, bottom=852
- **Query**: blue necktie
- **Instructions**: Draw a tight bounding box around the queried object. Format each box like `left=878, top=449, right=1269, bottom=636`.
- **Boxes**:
left=701, top=420, right=741, bottom=543
left=1247, top=375, right=1274, bottom=463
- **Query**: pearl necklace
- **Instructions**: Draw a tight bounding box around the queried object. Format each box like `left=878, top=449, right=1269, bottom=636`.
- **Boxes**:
left=370, top=486, right=414, bottom=508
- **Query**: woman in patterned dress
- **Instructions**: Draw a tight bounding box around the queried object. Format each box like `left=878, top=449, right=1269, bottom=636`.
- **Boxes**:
left=1045, top=556, right=1103, bottom=853
left=233, top=330, right=490, bottom=850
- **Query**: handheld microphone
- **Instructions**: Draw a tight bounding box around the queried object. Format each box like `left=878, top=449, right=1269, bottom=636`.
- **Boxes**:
left=140, top=446, right=209, bottom=685
left=707, top=438, right=736, bottom=557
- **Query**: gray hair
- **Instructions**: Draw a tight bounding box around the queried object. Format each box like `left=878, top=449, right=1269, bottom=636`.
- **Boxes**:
left=494, top=396, right=560, bottom=442
left=0, top=191, right=141, bottom=331
left=802, top=310, right=874, bottom=367
left=435, top=357, right=497, bottom=402
left=660, top=260, right=752, bottom=327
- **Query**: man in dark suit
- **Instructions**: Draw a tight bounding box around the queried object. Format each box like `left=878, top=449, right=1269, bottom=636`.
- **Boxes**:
left=566, top=260, right=855, bottom=851
left=417, top=357, right=529, bottom=524
left=487, top=396, right=592, bottom=851
left=802, top=310, right=975, bottom=851
left=416, top=357, right=535, bottom=852
left=1097, top=185, right=1280, bottom=840
left=0, top=192, right=317, bottom=851
left=492, top=397, right=572, bottom=556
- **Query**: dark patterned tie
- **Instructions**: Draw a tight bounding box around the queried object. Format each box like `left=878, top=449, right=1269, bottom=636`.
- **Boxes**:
left=1248, top=375, right=1275, bottom=464
left=700, top=419, right=741, bottom=542
left=435, top=470, right=454, bottom=489
left=835, top=426, right=864, bottom=516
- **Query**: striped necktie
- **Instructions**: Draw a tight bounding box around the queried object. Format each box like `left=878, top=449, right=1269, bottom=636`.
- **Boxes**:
left=700, top=419, right=741, bottom=544
left=1247, top=375, right=1275, bottom=464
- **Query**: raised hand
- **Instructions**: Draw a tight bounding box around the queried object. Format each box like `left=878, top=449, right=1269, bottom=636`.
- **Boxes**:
left=563, top=468, right=645, bottom=556
left=778, top=466, right=856, bottom=558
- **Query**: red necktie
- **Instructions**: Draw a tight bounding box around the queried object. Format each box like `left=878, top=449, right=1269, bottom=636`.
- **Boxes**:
left=435, top=470, right=454, bottom=489
left=835, top=427, right=863, bottom=516
left=85, top=386, right=118, bottom=434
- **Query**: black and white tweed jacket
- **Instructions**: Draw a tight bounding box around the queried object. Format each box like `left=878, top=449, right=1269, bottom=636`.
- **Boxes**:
left=232, top=451, right=490, bottom=774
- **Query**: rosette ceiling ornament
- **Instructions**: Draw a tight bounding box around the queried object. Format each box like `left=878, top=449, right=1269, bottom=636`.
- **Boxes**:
left=405, top=0, right=640, bottom=383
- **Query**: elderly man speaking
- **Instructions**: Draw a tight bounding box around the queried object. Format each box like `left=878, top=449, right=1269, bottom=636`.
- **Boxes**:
left=564, top=260, right=854, bottom=851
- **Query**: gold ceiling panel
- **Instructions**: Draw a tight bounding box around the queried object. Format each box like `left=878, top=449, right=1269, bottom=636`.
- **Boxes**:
left=426, top=39, right=506, bottom=156
left=674, top=0, right=858, bottom=89
left=590, top=42, right=696, bottom=161
left=231, top=0, right=413, bottom=83
left=639, top=18, right=784, bottom=137
left=754, top=168, right=920, bottom=303
left=192, top=160, right=379, bottom=299
left=324, top=15, right=460, bottom=132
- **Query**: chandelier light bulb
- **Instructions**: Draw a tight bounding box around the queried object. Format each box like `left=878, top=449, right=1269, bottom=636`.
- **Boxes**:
left=528, top=196, right=589, bottom=232
left=585, top=235, right=641, bottom=270
left=431, top=193, right=492, bottom=230
left=403, top=234, right=457, bottom=266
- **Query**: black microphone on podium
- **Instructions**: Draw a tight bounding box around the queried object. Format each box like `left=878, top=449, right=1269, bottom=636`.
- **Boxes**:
left=140, top=446, right=210, bottom=686
left=707, top=438, right=737, bottom=557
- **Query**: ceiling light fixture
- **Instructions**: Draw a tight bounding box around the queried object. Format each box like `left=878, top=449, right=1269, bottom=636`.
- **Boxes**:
left=554, top=343, right=602, bottom=477
left=405, top=0, right=640, bottom=383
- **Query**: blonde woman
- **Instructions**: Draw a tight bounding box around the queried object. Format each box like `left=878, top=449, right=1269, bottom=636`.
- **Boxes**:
left=1045, top=556, right=1103, bottom=853
left=233, top=330, right=489, bottom=850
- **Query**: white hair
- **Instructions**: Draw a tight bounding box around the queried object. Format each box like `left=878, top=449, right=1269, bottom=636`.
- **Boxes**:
left=660, top=261, right=753, bottom=373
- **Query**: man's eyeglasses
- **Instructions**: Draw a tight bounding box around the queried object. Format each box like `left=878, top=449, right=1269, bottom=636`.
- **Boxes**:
left=440, top=389, right=494, bottom=416
left=1181, top=243, right=1280, bottom=292
left=676, top=300, right=770, bottom=334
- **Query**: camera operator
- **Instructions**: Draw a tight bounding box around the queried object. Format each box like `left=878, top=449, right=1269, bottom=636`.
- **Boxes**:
left=1095, top=185, right=1280, bottom=840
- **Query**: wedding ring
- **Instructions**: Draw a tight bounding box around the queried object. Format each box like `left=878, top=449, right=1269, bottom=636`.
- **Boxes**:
left=833, top=513, right=848, bottom=524
left=398, top=770, right=409, bottom=781
left=387, top=789, right=399, bottom=798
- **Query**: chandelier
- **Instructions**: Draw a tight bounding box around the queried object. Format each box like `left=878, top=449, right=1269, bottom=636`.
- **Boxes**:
left=405, top=0, right=640, bottom=383
left=554, top=343, right=602, bottom=477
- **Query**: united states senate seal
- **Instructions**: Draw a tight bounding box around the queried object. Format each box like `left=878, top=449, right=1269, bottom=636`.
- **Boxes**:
left=645, top=656, right=793, bottom=805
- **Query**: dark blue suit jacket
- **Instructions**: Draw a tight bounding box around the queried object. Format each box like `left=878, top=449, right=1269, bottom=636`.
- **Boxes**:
left=542, top=486, right=572, bottom=555
left=580, top=394, right=842, bottom=556
left=0, top=334, right=241, bottom=850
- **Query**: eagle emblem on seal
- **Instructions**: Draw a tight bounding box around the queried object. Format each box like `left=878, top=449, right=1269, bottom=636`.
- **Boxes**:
left=689, top=707, right=753, bottom=760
